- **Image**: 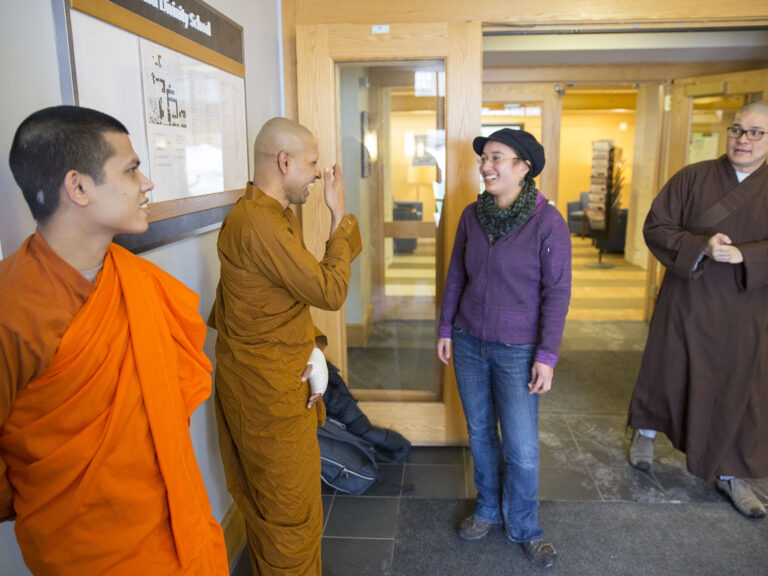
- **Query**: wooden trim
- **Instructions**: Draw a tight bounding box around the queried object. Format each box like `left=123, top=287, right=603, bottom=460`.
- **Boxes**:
left=357, top=401, right=460, bottom=445
left=482, top=62, right=768, bottom=85
left=289, top=1, right=768, bottom=27
left=383, top=221, right=437, bottom=238
left=673, top=68, right=768, bottom=93
left=221, top=502, right=246, bottom=567
left=481, top=83, right=562, bottom=205
left=147, top=189, right=244, bottom=223
left=326, top=23, right=449, bottom=58
left=540, top=88, right=562, bottom=205
left=71, top=0, right=245, bottom=77
left=353, top=389, right=436, bottom=402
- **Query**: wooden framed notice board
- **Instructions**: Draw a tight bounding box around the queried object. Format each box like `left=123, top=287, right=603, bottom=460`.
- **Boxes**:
left=60, top=0, right=249, bottom=251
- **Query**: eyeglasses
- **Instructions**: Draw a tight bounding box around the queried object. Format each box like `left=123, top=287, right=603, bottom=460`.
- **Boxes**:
left=477, top=155, right=521, bottom=166
left=726, top=126, right=766, bottom=141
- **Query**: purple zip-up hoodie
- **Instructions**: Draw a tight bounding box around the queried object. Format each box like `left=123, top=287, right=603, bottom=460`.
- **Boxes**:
left=438, top=191, right=571, bottom=367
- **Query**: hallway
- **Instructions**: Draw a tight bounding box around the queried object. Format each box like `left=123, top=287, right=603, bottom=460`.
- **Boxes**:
left=233, top=238, right=768, bottom=575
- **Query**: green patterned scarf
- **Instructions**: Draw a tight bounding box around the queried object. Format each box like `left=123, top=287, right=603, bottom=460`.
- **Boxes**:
left=477, top=179, right=538, bottom=245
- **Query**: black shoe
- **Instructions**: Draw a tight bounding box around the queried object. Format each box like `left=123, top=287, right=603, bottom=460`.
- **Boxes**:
left=520, top=539, right=557, bottom=568
left=457, top=515, right=496, bottom=541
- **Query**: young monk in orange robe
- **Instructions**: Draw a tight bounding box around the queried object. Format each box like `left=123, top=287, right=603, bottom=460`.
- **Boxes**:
left=210, top=117, right=361, bottom=575
left=0, top=106, right=228, bottom=575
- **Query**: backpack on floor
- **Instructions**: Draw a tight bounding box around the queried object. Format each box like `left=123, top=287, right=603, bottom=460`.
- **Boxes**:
left=317, top=417, right=379, bottom=495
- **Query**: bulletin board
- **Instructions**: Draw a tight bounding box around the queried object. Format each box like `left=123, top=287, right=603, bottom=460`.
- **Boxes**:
left=65, top=0, right=248, bottom=251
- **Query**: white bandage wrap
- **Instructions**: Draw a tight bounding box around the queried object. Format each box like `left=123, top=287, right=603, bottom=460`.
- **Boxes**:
left=307, top=347, right=328, bottom=396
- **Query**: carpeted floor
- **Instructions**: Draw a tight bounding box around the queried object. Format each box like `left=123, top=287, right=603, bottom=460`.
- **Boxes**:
left=391, top=499, right=768, bottom=576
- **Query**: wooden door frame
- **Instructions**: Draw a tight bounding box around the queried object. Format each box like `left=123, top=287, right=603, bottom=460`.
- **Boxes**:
left=482, top=83, right=563, bottom=206
left=644, top=68, right=768, bottom=321
left=295, top=22, right=482, bottom=444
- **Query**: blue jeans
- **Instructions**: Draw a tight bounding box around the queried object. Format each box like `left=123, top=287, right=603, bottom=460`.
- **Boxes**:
left=452, top=327, right=542, bottom=542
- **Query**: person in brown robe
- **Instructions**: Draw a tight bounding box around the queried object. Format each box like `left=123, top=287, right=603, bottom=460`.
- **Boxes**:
left=210, top=117, right=361, bottom=575
left=628, top=100, right=768, bottom=519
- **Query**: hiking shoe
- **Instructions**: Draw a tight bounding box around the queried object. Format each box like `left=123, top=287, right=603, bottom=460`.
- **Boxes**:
left=628, top=431, right=654, bottom=472
left=716, top=478, right=767, bottom=519
left=520, top=539, right=557, bottom=568
left=457, top=515, right=495, bottom=541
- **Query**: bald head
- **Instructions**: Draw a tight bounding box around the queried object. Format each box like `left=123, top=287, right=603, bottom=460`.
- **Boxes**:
left=251, top=117, right=321, bottom=208
left=736, top=100, right=768, bottom=118
left=253, top=117, right=315, bottom=168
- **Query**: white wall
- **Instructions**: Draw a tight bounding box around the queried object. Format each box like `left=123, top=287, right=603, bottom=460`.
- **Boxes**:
left=0, top=1, right=282, bottom=574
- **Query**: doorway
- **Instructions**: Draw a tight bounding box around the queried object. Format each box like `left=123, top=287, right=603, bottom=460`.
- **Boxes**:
left=295, top=22, right=482, bottom=443
left=339, top=61, right=445, bottom=401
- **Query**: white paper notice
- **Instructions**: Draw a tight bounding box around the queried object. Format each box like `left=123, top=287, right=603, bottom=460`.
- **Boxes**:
left=140, top=39, right=248, bottom=203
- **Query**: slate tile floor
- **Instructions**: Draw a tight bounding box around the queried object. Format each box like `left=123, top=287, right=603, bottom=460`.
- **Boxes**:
left=231, top=239, right=768, bottom=574
left=232, top=440, right=768, bottom=575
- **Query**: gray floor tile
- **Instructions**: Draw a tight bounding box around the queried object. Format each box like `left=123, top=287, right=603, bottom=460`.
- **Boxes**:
left=402, top=464, right=467, bottom=499
left=322, top=494, right=333, bottom=529
left=540, top=350, right=641, bottom=415
left=539, top=414, right=583, bottom=468
left=589, top=463, right=667, bottom=502
left=324, top=496, right=399, bottom=538
left=407, top=446, right=464, bottom=465
left=365, top=463, right=404, bottom=497
left=321, top=537, right=394, bottom=576
left=651, top=465, right=723, bottom=503
left=539, top=465, right=601, bottom=500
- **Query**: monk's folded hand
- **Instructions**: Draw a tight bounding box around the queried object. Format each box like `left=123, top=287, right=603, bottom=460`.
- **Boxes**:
left=707, top=233, right=744, bottom=264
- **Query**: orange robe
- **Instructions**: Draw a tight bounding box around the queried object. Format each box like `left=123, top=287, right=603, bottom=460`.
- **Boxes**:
left=211, top=184, right=361, bottom=575
left=0, top=232, right=228, bottom=575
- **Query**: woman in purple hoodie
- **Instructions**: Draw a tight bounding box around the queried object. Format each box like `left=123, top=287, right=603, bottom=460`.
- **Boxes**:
left=437, top=128, right=571, bottom=569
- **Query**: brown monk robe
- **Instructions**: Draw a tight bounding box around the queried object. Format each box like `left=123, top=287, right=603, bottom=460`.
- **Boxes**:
left=211, top=118, right=361, bottom=575
left=629, top=154, right=768, bottom=481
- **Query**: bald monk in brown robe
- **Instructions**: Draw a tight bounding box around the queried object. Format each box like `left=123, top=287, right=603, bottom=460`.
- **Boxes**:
left=628, top=100, right=768, bottom=519
left=210, top=117, right=361, bottom=575
left=0, top=106, right=228, bottom=575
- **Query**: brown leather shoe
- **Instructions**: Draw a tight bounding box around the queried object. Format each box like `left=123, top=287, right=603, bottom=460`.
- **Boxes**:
left=716, top=478, right=767, bottom=519
left=457, top=515, right=496, bottom=541
left=520, top=539, right=557, bottom=568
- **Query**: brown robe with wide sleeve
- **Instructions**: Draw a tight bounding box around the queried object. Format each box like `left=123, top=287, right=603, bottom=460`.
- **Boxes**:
left=629, top=156, right=768, bottom=480
left=211, top=183, right=361, bottom=575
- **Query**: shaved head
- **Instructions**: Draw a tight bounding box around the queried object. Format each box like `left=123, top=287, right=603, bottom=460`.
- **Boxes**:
left=254, top=117, right=315, bottom=167
left=251, top=117, right=321, bottom=208
left=736, top=100, right=768, bottom=118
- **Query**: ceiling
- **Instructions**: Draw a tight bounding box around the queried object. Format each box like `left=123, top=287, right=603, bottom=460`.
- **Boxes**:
left=483, top=30, right=768, bottom=67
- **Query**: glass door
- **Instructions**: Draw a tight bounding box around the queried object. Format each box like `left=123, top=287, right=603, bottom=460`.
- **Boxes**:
left=339, top=61, right=445, bottom=401
left=296, top=22, right=481, bottom=444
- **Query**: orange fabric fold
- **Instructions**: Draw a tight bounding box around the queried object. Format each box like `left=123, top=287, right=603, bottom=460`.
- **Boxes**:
left=0, top=243, right=227, bottom=575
